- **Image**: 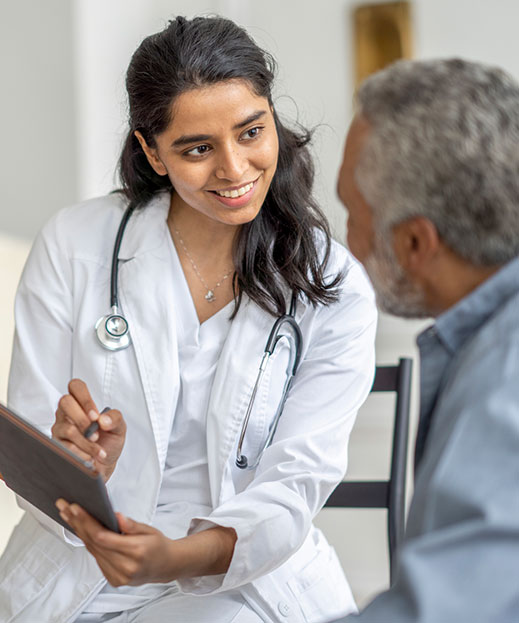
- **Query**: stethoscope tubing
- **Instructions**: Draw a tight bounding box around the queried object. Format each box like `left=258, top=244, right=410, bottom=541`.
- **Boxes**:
left=110, top=204, right=136, bottom=309
left=97, top=205, right=303, bottom=467
left=235, top=304, right=302, bottom=469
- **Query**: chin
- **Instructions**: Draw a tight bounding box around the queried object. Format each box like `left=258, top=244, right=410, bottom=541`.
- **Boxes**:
left=217, top=204, right=263, bottom=226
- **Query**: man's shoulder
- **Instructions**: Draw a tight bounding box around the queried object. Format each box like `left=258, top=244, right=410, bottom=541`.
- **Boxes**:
left=443, top=291, right=519, bottom=405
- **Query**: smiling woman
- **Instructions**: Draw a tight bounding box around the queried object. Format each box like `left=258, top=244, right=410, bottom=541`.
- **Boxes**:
left=0, top=15, right=377, bottom=623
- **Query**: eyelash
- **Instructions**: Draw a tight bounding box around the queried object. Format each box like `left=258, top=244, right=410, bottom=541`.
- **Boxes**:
left=182, top=126, right=265, bottom=158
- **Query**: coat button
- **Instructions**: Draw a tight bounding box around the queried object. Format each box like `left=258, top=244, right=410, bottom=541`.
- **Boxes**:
left=278, top=601, right=291, bottom=616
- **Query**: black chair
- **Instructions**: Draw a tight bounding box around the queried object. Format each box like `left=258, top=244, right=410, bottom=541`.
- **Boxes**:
left=324, top=357, right=413, bottom=584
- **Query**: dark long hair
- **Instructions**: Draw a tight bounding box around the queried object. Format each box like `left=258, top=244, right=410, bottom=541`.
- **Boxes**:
left=118, top=16, right=341, bottom=317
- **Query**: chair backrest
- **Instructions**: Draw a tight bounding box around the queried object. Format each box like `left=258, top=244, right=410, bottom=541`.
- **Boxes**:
left=324, top=357, right=413, bottom=584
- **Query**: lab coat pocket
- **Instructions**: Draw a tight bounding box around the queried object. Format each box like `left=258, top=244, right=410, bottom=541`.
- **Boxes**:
left=287, top=544, right=356, bottom=622
left=0, top=513, right=66, bottom=621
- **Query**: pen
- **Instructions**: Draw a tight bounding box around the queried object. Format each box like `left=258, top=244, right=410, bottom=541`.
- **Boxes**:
left=84, top=407, right=111, bottom=439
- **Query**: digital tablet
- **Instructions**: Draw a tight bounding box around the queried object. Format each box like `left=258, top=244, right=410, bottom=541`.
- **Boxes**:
left=0, top=402, right=120, bottom=534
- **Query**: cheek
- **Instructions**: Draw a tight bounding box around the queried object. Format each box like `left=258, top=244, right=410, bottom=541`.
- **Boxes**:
left=347, top=223, right=371, bottom=263
left=257, top=134, right=279, bottom=174
left=167, top=163, right=208, bottom=194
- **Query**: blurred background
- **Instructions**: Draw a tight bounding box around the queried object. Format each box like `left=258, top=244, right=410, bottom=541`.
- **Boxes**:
left=0, top=0, right=517, bottom=608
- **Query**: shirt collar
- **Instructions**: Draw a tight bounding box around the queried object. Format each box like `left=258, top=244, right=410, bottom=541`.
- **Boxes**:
left=423, top=256, right=519, bottom=354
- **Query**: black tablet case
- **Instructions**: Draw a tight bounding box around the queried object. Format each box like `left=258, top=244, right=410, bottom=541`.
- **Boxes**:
left=0, top=402, right=120, bottom=533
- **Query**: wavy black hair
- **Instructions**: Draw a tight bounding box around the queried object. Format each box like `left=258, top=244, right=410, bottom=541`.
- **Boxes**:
left=118, top=15, right=341, bottom=317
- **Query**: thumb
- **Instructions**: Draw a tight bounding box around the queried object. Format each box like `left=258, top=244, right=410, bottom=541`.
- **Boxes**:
left=116, top=512, right=152, bottom=535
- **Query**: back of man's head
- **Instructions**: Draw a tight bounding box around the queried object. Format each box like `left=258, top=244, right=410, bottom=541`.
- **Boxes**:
left=355, top=58, right=519, bottom=267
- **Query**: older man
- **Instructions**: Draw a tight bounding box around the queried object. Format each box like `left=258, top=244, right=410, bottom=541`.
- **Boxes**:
left=334, top=58, right=519, bottom=622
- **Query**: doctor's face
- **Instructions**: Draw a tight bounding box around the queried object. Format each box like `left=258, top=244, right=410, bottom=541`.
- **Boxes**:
left=137, top=79, right=279, bottom=227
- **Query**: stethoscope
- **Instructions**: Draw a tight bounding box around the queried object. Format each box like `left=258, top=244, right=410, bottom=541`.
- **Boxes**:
left=95, top=205, right=303, bottom=469
left=95, top=205, right=136, bottom=351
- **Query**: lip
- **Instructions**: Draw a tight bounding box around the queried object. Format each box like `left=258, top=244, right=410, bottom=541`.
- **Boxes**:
left=208, top=177, right=260, bottom=208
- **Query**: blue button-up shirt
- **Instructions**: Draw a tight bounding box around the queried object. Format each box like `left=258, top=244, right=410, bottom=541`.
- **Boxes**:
left=337, top=256, right=519, bottom=623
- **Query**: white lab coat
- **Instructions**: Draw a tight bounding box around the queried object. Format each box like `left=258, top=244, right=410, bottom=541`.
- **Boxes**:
left=0, top=192, right=377, bottom=623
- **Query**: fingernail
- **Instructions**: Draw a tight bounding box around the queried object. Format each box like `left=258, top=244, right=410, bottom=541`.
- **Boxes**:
left=100, top=415, right=112, bottom=427
left=56, top=499, right=66, bottom=511
left=88, top=409, right=99, bottom=421
left=89, top=432, right=99, bottom=442
left=98, top=448, right=107, bottom=459
left=70, top=506, right=79, bottom=517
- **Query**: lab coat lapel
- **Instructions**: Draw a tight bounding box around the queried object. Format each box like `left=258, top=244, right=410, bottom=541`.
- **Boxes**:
left=206, top=295, right=307, bottom=507
left=117, top=195, right=180, bottom=468
left=205, top=298, right=272, bottom=506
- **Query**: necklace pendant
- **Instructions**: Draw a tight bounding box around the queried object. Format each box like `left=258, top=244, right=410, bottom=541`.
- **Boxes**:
left=205, top=290, right=216, bottom=303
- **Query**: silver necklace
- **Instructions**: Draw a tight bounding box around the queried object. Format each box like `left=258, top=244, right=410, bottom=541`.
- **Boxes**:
left=172, top=223, right=234, bottom=303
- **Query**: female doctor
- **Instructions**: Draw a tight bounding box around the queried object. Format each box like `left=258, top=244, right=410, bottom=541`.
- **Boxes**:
left=0, top=16, right=376, bottom=623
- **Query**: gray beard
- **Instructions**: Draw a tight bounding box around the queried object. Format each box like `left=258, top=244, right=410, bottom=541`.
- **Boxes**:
left=363, top=230, right=430, bottom=319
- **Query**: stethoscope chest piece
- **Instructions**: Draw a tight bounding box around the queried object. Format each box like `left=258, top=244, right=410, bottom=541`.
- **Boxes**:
left=95, top=307, right=131, bottom=351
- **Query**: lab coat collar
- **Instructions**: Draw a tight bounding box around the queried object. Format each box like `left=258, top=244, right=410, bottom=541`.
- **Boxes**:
left=117, top=192, right=171, bottom=261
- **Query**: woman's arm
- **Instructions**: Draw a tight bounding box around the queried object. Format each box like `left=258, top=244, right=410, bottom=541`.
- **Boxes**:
left=55, top=502, right=237, bottom=586
left=181, top=259, right=377, bottom=593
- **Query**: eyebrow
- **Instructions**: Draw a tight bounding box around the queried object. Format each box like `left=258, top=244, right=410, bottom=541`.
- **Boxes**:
left=171, top=110, right=267, bottom=148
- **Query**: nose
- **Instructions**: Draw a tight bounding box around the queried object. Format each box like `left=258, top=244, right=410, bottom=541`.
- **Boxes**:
left=215, top=143, right=248, bottom=182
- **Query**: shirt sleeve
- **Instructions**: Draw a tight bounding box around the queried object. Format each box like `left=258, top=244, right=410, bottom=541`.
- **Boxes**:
left=7, top=213, right=82, bottom=545
left=179, top=260, right=378, bottom=594
left=337, top=344, right=519, bottom=623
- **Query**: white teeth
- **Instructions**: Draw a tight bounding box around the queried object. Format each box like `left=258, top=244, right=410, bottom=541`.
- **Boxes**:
left=215, top=182, right=253, bottom=198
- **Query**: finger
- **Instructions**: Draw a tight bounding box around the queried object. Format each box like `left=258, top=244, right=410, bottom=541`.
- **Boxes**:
left=59, top=440, right=94, bottom=463
left=55, top=393, right=93, bottom=434
left=56, top=501, right=105, bottom=543
left=52, top=418, right=107, bottom=462
left=116, top=513, right=155, bottom=535
left=68, top=378, right=100, bottom=425
left=55, top=501, right=138, bottom=587
left=97, top=409, right=126, bottom=437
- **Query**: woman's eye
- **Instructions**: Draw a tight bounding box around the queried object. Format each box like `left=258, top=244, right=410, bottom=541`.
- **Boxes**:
left=184, top=144, right=211, bottom=157
left=242, top=126, right=263, bottom=140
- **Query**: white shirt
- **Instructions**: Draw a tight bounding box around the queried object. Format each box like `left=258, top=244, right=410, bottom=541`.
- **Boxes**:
left=87, top=241, right=232, bottom=613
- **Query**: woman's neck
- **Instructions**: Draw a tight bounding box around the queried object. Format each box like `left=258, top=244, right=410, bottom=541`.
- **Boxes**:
left=167, top=194, right=238, bottom=265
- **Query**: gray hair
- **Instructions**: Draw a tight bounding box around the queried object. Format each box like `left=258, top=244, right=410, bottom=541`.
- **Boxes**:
left=355, top=58, right=519, bottom=266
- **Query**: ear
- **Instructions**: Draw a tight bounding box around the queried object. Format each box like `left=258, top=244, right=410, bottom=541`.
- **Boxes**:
left=134, top=130, right=168, bottom=176
left=392, top=217, right=441, bottom=278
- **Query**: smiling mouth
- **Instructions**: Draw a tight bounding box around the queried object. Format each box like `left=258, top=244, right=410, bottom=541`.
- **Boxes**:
left=209, top=178, right=258, bottom=198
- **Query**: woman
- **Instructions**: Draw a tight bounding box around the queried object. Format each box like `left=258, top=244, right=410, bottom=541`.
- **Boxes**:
left=0, top=16, right=376, bottom=623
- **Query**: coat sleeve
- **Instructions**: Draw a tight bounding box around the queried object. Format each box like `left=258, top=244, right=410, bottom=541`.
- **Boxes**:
left=335, top=340, right=519, bottom=623
left=7, top=212, right=82, bottom=544
left=179, top=260, right=378, bottom=594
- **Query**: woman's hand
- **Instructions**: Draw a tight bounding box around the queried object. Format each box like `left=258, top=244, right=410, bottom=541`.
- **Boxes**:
left=55, top=500, right=237, bottom=586
left=52, top=379, right=126, bottom=482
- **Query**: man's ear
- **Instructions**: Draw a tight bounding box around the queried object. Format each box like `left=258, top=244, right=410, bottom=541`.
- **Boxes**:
left=134, top=131, right=168, bottom=176
left=392, top=217, right=441, bottom=277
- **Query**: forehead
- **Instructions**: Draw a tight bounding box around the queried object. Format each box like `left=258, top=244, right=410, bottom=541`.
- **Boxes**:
left=338, top=116, right=372, bottom=202
left=168, top=80, right=269, bottom=133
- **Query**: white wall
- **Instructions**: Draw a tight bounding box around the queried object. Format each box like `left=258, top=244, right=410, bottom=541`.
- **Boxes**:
left=0, top=234, right=29, bottom=554
left=2, top=0, right=519, bottom=610
left=0, top=0, right=77, bottom=240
